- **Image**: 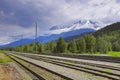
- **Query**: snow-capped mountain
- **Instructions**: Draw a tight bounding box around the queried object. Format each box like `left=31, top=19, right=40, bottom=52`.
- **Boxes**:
left=0, top=20, right=105, bottom=48
left=49, top=20, right=104, bottom=34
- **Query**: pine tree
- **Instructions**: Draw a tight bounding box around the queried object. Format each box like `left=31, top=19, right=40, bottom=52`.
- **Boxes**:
left=77, top=38, right=86, bottom=53
left=96, top=37, right=109, bottom=54
left=23, top=45, right=28, bottom=52
left=45, top=41, right=56, bottom=53
left=38, top=43, right=44, bottom=53
left=84, top=34, right=96, bottom=53
left=56, top=37, right=66, bottom=53
left=112, top=41, right=120, bottom=51
left=68, top=40, right=77, bottom=53
left=49, top=41, right=56, bottom=53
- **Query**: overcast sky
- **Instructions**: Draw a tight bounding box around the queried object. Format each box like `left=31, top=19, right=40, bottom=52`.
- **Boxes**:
left=0, top=0, right=120, bottom=45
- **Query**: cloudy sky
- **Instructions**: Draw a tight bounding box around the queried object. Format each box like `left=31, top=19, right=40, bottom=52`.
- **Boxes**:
left=0, top=0, right=120, bottom=45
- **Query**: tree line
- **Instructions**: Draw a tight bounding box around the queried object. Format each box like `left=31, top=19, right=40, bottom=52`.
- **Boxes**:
left=3, top=22, right=120, bottom=54
left=9, top=32, right=120, bottom=54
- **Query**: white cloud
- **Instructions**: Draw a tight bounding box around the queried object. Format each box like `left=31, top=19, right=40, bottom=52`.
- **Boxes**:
left=0, top=24, right=38, bottom=45
left=0, top=24, right=33, bottom=36
left=18, top=0, right=120, bottom=25
left=0, top=0, right=120, bottom=45
left=5, top=0, right=120, bottom=26
left=0, top=11, right=5, bottom=17
left=0, top=36, right=11, bottom=45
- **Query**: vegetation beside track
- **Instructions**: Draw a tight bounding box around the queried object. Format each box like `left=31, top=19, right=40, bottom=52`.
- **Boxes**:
left=108, top=51, right=120, bottom=57
left=0, top=51, right=12, bottom=63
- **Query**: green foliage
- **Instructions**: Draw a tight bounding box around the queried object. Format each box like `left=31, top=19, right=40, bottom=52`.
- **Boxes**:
left=38, top=43, right=44, bottom=53
left=84, top=34, right=96, bottom=53
left=46, top=41, right=56, bottom=53
left=56, top=37, right=67, bottom=53
left=94, top=22, right=120, bottom=36
left=112, top=40, right=120, bottom=51
left=76, top=37, right=86, bottom=53
left=96, top=37, right=110, bottom=54
left=4, top=22, right=120, bottom=54
left=68, top=40, right=77, bottom=53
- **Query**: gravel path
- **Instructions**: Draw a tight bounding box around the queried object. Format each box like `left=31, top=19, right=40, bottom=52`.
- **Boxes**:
left=0, top=63, right=23, bottom=80
left=0, top=53, right=4, bottom=58
left=11, top=62, right=32, bottom=80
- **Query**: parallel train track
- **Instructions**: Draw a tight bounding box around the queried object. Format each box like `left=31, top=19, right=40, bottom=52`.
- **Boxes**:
left=6, top=53, right=72, bottom=80
left=5, top=51, right=120, bottom=80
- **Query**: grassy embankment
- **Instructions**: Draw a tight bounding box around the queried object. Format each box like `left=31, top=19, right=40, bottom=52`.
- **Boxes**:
left=85, top=51, right=120, bottom=57
left=0, top=50, right=12, bottom=63
left=108, top=51, right=120, bottom=57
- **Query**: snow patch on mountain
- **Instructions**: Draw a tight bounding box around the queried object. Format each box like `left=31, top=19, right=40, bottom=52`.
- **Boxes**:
left=49, top=20, right=105, bottom=34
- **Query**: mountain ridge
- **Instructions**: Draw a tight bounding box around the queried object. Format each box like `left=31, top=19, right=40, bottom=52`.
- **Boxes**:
left=50, top=20, right=104, bottom=31
left=0, top=19, right=108, bottom=48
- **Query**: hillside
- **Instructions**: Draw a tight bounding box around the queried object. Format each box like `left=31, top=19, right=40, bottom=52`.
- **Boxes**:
left=2, top=22, right=120, bottom=55
left=94, top=22, right=120, bottom=36
left=62, top=22, right=120, bottom=42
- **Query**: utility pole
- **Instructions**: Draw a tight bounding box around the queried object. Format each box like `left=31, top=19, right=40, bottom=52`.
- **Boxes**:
left=35, top=22, right=38, bottom=54
left=21, top=34, right=23, bottom=52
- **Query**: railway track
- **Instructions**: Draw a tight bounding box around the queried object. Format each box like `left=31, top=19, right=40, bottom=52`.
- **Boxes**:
left=10, top=51, right=120, bottom=63
left=36, top=55, right=120, bottom=71
left=49, top=54, right=120, bottom=63
left=38, top=57, right=120, bottom=79
left=6, top=54, right=45, bottom=80
left=6, top=53, right=72, bottom=80
left=17, top=53, right=120, bottom=80
left=5, top=51, right=120, bottom=80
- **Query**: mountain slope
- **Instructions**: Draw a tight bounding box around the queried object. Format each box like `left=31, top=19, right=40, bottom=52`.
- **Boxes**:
left=94, top=22, right=120, bottom=36
left=0, top=28, right=95, bottom=48
left=50, top=20, right=104, bottom=31
left=0, top=19, right=104, bottom=48
left=38, top=28, right=95, bottom=43
left=0, top=39, right=34, bottom=48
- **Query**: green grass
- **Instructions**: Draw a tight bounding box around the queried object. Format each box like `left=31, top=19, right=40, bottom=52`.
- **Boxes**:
left=0, top=56, right=12, bottom=63
left=0, top=50, right=3, bottom=53
left=103, top=69, right=112, bottom=73
left=108, top=51, right=120, bottom=57
left=85, top=65, right=90, bottom=69
left=66, top=61, right=75, bottom=65
left=0, top=51, right=12, bottom=63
